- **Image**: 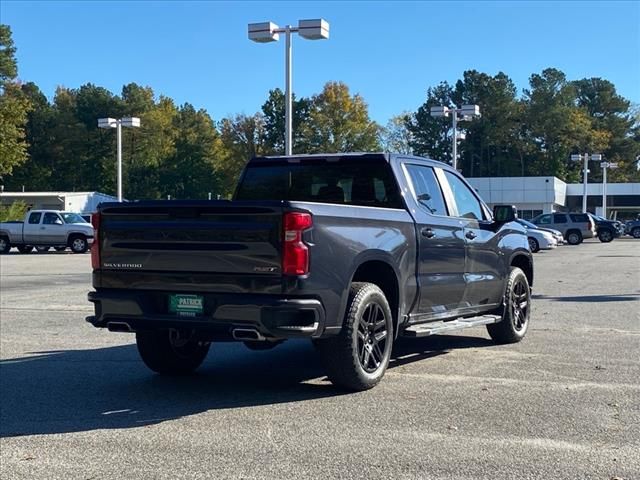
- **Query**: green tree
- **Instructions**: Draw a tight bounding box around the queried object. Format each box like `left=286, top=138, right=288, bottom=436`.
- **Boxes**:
left=216, top=113, right=267, bottom=197
left=407, top=82, right=455, bottom=163
left=0, top=25, right=31, bottom=178
left=261, top=88, right=312, bottom=154
left=302, top=81, right=381, bottom=153
left=380, top=113, right=413, bottom=154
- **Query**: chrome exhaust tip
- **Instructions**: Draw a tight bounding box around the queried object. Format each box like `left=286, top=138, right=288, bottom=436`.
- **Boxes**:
left=232, top=328, right=265, bottom=342
left=107, top=322, right=134, bottom=333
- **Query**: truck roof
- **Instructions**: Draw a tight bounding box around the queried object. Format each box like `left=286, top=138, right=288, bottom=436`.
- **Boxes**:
left=250, top=152, right=453, bottom=171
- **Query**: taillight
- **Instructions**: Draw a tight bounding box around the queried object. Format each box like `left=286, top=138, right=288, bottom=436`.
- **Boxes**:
left=91, top=212, right=101, bottom=269
left=282, top=212, right=312, bottom=275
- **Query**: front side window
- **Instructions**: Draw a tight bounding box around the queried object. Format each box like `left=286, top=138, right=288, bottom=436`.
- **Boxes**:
left=536, top=214, right=552, bottom=225
left=405, top=164, right=447, bottom=216
left=43, top=213, right=61, bottom=225
left=443, top=171, right=484, bottom=220
left=28, top=212, right=42, bottom=224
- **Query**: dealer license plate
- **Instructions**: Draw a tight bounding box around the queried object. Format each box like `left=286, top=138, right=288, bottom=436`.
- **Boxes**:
left=169, top=294, right=204, bottom=316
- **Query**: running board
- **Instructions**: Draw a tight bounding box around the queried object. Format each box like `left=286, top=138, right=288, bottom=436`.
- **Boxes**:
left=401, top=315, right=501, bottom=338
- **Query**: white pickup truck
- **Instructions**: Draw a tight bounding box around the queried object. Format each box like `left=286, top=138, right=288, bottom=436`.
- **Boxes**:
left=0, top=210, right=94, bottom=254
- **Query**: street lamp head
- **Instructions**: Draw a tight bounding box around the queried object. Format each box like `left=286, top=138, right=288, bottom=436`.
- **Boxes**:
left=590, top=153, right=602, bottom=162
left=460, top=104, right=481, bottom=117
left=121, top=117, right=141, bottom=128
left=429, top=106, right=449, bottom=118
left=98, top=118, right=117, bottom=129
left=570, top=154, right=582, bottom=162
left=298, top=19, right=330, bottom=40
left=248, top=22, right=280, bottom=42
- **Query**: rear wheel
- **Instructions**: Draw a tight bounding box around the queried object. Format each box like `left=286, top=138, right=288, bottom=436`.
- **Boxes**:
left=0, top=236, right=10, bottom=254
left=632, top=227, right=640, bottom=239
left=314, top=282, right=393, bottom=391
left=17, top=245, right=33, bottom=254
left=566, top=230, right=582, bottom=245
left=136, top=329, right=210, bottom=375
left=69, top=235, right=88, bottom=253
left=487, top=267, right=531, bottom=344
left=598, top=229, right=613, bottom=243
left=528, top=237, right=540, bottom=253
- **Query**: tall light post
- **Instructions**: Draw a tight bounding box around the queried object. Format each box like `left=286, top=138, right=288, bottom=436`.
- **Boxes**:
left=98, top=117, right=141, bottom=202
left=248, top=19, right=329, bottom=156
left=600, top=161, right=618, bottom=218
left=429, top=105, right=481, bottom=171
left=570, top=153, right=601, bottom=213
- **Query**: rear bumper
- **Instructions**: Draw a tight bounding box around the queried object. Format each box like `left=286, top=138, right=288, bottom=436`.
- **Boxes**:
left=86, top=289, right=326, bottom=340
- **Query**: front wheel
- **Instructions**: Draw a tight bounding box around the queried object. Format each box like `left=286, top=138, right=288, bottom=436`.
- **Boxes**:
left=69, top=235, right=88, bottom=253
left=566, top=230, right=582, bottom=245
left=598, top=229, right=613, bottom=243
left=528, top=237, right=540, bottom=253
left=136, top=329, right=210, bottom=375
left=632, top=227, right=640, bottom=239
left=487, top=267, right=531, bottom=344
left=314, top=282, right=393, bottom=391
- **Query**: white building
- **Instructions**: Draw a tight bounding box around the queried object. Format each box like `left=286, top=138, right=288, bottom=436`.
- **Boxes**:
left=467, top=177, right=640, bottom=220
left=0, top=191, right=118, bottom=215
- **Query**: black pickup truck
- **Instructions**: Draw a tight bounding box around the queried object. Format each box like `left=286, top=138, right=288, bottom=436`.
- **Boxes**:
left=87, top=153, right=533, bottom=391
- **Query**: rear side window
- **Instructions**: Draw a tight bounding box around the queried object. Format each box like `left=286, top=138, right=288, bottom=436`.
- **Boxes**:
left=535, top=214, right=551, bottom=225
left=553, top=214, right=568, bottom=223
left=235, top=159, right=403, bottom=208
left=28, top=212, right=42, bottom=224
left=405, top=164, right=447, bottom=216
left=570, top=214, right=588, bottom=222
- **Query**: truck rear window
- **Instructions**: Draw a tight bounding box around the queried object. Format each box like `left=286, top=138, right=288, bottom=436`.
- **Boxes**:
left=235, top=159, right=403, bottom=208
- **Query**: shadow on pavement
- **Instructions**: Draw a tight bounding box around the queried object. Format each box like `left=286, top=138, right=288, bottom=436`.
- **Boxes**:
left=533, top=293, right=640, bottom=303
left=0, top=334, right=490, bottom=437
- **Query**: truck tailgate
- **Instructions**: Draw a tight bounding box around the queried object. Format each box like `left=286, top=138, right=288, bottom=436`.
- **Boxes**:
left=98, top=202, right=284, bottom=275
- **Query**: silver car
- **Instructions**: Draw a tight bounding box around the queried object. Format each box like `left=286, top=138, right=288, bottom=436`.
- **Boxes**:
left=530, top=212, right=595, bottom=245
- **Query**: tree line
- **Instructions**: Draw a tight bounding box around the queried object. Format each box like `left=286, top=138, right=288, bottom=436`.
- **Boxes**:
left=1, top=24, right=639, bottom=201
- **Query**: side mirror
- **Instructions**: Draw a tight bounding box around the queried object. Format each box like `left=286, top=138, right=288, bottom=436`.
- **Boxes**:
left=54, top=218, right=63, bottom=225
left=493, top=205, right=517, bottom=223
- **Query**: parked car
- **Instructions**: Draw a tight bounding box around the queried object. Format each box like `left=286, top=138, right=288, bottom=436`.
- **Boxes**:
left=530, top=212, right=595, bottom=245
left=623, top=217, right=640, bottom=238
left=516, top=219, right=559, bottom=252
left=587, top=213, right=623, bottom=243
left=87, top=153, right=534, bottom=391
left=0, top=210, right=94, bottom=254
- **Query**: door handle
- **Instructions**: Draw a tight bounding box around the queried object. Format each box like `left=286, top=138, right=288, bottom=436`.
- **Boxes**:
left=465, top=231, right=477, bottom=240
left=421, top=227, right=436, bottom=238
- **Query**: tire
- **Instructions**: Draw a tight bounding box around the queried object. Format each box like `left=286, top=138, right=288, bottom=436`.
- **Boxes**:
left=69, top=235, right=88, bottom=253
left=54, top=246, right=67, bottom=252
left=314, top=282, right=393, bottom=391
left=598, top=229, right=614, bottom=243
left=36, top=246, right=51, bottom=253
left=0, top=236, right=10, bottom=254
left=17, top=245, right=33, bottom=254
left=136, top=329, right=210, bottom=375
left=528, top=237, right=540, bottom=253
left=632, top=227, right=640, bottom=239
left=487, top=267, right=531, bottom=344
left=566, top=230, right=582, bottom=245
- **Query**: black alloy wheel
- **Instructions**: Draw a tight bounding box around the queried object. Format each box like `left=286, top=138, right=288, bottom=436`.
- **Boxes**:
left=357, top=302, right=390, bottom=374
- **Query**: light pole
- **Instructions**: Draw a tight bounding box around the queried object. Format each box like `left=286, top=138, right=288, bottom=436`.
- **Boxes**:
left=570, top=153, right=601, bottom=213
left=98, top=117, right=141, bottom=201
left=600, top=161, right=618, bottom=218
left=429, top=104, right=481, bottom=171
left=248, top=19, right=329, bottom=156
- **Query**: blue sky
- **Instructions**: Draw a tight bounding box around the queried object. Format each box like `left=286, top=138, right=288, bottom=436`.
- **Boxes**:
left=2, top=1, right=639, bottom=124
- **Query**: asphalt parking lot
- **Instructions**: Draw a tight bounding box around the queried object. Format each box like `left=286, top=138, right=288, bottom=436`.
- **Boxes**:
left=1, top=239, right=639, bottom=480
